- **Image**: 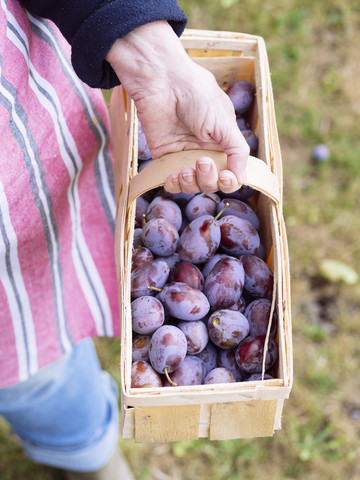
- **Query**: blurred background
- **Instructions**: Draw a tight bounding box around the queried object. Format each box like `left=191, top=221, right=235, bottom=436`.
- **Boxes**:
left=1, top=0, right=360, bottom=479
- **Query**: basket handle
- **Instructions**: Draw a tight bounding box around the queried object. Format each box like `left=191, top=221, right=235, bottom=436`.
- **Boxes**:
left=128, top=149, right=280, bottom=206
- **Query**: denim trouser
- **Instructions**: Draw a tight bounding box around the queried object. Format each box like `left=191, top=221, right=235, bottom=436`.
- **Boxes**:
left=0, top=339, right=119, bottom=472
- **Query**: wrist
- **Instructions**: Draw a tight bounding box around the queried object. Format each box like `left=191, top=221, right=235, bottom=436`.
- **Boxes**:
left=105, top=21, right=192, bottom=100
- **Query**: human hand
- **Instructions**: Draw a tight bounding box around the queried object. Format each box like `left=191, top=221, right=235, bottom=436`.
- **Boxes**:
left=106, top=21, right=250, bottom=194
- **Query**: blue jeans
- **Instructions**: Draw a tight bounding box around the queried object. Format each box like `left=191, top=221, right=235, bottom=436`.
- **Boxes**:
left=0, top=339, right=119, bottom=472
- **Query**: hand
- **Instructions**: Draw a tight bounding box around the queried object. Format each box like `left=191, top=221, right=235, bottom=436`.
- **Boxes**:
left=106, top=21, right=250, bottom=194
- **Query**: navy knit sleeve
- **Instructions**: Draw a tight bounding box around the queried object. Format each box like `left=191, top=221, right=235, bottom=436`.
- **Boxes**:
left=18, top=0, right=188, bottom=89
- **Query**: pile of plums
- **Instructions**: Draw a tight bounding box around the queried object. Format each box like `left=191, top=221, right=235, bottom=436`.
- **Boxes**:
left=131, top=80, right=278, bottom=389
left=131, top=191, right=279, bottom=388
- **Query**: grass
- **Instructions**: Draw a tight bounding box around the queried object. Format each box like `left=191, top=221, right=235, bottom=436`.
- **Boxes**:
left=2, top=0, right=360, bottom=479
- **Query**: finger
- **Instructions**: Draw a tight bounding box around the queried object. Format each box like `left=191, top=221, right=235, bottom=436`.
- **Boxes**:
left=164, top=173, right=182, bottom=193
left=222, top=128, right=250, bottom=185
left=212, top=95, right=250, bottom=184
left=179, top=168, right=201, bottom=194
left=195, top=157, right=219, bottom=193
left=218, top=170, right=240, bottom=194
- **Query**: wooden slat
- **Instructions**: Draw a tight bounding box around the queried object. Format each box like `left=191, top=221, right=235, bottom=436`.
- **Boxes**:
left=121, top=405, right=135, bottom=439
left=123, top=384, right=290, bottom=408
left=185, top=48, right=244, bottom=57
left=190, top=56, right=255, bottom=88
left=128, top=151, right=280, bottom=209
left=209, top=400, right=278, bottom=440
left=181, top=29, right=259, bottom=54
left=134, top=405, right=201, bottom=443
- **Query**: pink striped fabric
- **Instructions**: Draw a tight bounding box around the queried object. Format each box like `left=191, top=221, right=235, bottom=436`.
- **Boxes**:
left=0, top=0, right=120, bottom=387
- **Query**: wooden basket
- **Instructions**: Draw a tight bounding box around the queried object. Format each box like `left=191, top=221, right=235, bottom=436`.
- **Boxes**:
left=110, top=29, right=293, bottom=443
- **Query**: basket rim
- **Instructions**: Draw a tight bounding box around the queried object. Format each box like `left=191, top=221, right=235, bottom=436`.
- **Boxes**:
left=122, top=378, right=292, bottom=407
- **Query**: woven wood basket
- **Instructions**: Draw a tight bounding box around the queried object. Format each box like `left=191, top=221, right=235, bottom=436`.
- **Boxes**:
left=110, top=29, right=293, bottom=443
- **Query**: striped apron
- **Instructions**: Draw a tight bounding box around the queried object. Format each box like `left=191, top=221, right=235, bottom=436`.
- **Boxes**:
left=0, top=0, right=119, bottom=388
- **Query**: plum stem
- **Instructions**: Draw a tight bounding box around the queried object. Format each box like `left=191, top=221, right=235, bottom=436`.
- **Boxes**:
left=164, top=367, right=177, bottom=386
left=147, top=286, right=163, bottom=292
left=214, top=202, right=229, bottom=222
left=203, top=193, right=220, bottom=205
left=142, top=213, right=146, bottom=227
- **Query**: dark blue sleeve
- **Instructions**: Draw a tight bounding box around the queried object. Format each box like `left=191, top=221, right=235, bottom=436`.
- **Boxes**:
left=19, top=0, right=188, bottom=89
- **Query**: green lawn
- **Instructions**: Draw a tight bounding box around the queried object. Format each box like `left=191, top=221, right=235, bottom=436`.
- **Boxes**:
left=2, top=1, right=360, bottom=479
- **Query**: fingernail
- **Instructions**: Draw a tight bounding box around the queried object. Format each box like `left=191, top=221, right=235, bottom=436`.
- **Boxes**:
left=219, top=177, right=231, bottom=187
left=172, top=177, right=180, bottom=187
left=182, top=172, right=194, bottom=184
left=198, top=160, right=211, bottom=174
